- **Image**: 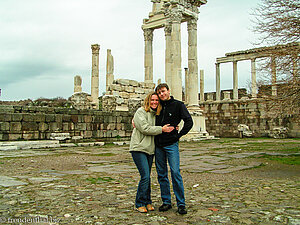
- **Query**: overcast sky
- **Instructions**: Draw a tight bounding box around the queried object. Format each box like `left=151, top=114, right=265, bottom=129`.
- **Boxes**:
left=0, top=0, right=262, bottom=101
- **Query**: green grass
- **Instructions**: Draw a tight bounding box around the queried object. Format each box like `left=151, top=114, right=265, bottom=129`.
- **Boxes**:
left=94, top=153, right=116, bottom=157
left=86, top=176, right=115, bottom=184
left=262, top=155, right=300, bottom=165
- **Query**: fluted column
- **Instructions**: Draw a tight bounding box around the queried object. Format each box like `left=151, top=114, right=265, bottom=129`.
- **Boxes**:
left=165, top=24, right=172, bottom=85
left=233, top=60, right=238, bottom=100
left=271, top=56, right=277, bottom=96
left=91, top=44, right=100, bottom=109
left=251, top=58, right=257, bottom=98
left=106, top=49, right=114, bottom=92
left=143, top=29, right=154, bottom=83
left=187, top=18, right=199, bottom=106
left=184, top=68, right=189, bottom=104
left=216, top=63, right=221, bottom=101
left=170, top=11, right=183, bottom=100
left=200, top=70, right=204, bottom=102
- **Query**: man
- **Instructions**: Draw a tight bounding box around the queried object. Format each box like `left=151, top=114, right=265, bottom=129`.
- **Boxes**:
left=154, top=83, right=193, bottom=215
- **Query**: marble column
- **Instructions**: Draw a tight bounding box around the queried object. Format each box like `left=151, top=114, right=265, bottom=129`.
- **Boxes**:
left=200, top=70, right=204, bottom=102
left=74, top=75, right=82, bottom=93
left=165, top=24, right=172, bottom=85
left=233, top=60, right=238, bottom=100
left=216, top=63, right=221, bottom=101
left=184, top=68, right=189, bottom=104
left=91, top=44, right=100, bottom=109
left=271, top=56, right=277, bottom=96
left=187, top=19, right=199, bottom=106
left=170, top=11, right=183, bottom=100
left=106, top=49, right=114, bottom=92
left=144, top=29, right=154, bottom=83
left=251, top=58, right=257, bottom=98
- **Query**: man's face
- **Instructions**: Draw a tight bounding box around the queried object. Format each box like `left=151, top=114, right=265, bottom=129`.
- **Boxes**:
left=157, top=87, right=170, bottom=101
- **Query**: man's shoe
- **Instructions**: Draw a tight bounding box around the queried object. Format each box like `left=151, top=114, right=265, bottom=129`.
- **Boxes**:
left=159, top=204, right=172, bottom=212
left=177, top=206, right=187, bottom=215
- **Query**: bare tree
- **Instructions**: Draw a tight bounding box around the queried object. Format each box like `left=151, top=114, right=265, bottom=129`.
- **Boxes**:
left=251, top=0, right=300, bottom=118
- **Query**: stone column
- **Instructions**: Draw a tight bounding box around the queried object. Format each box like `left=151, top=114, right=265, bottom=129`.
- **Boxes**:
left=170, top=12, right=183, bottom=100
left=106, top=49, right=114, bottom=92
left=91, top=44, right=100, bottom=109
left=200, top=70, right=204, bottom=102
left=233, top=60, right=238, bottom=100
left=251, top=58, right=257, bottom=98
left=184, top=68, right=189, bottom=104
left=144, top=28, right=154, bottom=83
left=74, top=75, right=82, bottom=93
left=165, top=24, right=172, bottom=85
left=187, top=18, right=199, bottom=106
left=271, top=56, right=277, bottom=96
left=216, top=63, right=221, bottom=101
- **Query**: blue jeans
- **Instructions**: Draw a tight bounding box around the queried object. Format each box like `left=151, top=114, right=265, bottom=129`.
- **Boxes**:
left=131, top=151, right=154, bottom=208
left=155, top=142, right=185, bottom=207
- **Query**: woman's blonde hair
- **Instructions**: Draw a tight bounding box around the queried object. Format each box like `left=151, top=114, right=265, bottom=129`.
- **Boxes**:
left=143, top=91, right=161, bottom=115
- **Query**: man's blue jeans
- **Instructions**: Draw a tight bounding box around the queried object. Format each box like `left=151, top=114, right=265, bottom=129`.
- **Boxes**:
left=131, top=151, right=154, bottom=208
left=155, top=142, right=185, bottom=207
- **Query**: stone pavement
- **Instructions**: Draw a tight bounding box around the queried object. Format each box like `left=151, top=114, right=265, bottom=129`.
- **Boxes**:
left=0, top=139, right=299, bottom=224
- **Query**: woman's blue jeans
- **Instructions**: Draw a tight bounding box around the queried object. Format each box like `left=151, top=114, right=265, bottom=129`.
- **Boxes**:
left=155, top=142, right=185, bottom=207
left=131, top=151, right=154, bottom=208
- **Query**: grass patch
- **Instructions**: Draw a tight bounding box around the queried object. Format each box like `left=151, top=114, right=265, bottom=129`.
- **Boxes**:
left=86, top=177, right=115, bottom=184
left=261, top=155, right=300, bottom=165
left=94, top=153, right=116, bottom=157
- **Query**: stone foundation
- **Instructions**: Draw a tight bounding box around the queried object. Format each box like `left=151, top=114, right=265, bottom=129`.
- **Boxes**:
left=200, top=98, right=300, bottom=138
left=0, top=106, right=133, bottom=141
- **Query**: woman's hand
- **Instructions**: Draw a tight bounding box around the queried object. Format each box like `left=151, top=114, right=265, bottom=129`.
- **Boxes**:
left=162, top=124, right=175, bottom=133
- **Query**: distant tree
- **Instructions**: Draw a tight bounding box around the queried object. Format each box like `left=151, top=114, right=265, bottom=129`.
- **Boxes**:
left=251, top=0, right=300, bottom=118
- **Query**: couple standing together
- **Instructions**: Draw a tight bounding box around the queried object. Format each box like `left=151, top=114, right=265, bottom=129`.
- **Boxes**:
left=129, top=83, right=193, bottom=214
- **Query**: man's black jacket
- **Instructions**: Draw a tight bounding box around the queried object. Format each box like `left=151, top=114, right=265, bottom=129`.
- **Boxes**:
left=155, top=96, right=193, bottom=147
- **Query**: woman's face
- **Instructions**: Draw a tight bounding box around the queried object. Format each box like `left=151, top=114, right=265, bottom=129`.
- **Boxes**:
left=150, top=94, right=159, bottom=109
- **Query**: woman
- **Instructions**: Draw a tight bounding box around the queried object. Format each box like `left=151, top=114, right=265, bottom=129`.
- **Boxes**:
left=130, top=92, right=174, bottom=213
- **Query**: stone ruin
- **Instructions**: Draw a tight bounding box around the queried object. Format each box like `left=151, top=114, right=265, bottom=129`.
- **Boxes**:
left=103, top=79, right=155, bottom=112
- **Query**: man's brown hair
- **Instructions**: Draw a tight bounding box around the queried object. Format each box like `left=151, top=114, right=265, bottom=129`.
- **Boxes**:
left=155, top=83, right=169, bottom=93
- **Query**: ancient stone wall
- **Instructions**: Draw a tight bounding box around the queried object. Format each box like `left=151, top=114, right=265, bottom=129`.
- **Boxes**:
left=0, top=105, right=133, bottom=141
left=103, top=79, right=155, bottom=112
left=201, top=99, right=300, bottom=138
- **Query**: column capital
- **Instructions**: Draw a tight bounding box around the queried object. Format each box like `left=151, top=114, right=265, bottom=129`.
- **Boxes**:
left=164, top=24, right=172, bottom=36
left=165, top=8, right=183, bottom=24
left=143, top=28, right=154, bottom=41
left=91, top=44, right=100, bottom=54
left=187, top=18, right=198, bottom=31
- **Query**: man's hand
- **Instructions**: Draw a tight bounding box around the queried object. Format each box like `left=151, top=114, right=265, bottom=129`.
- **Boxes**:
left=132, top=119, right=136, bottom=128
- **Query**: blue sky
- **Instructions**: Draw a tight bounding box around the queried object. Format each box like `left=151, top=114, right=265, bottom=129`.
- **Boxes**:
left=0, top=0, right=261, bottom=101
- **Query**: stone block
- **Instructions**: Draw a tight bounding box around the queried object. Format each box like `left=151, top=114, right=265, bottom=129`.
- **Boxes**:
left=11, top=114, right=22, bottom=122
left=62, top=115, right=71, bottom=122
left=45, top=114, right=56, bottom=122
left=23, top=131, right=39, bottom=140
left=83, top=131, right=92, bottom=138
left=55, top=114, right=63, bottom=123
left=129, top=79, right=139, bottom=87
left=111, top=84, right=122, bottom=91
left=107, top=123, right=116, bottom=130
left=124, top=86, right=134, bottom=93
left=116, top=79, right=130, bottom=86
left=119, top=92, right=130, bottom=99
left=71, top=115, right=78, bottom=123
left=84, top=115, right=92, bottom=123
left=135, top=87, right=145, bottom=94
left=10, top=122, right=22, bottom=132
left=49, top=122, right=62, bottom=131
left=75, top=123, right=87, bottom=131
left=62, top=122, right=70, bottom=131
left=0, top=132, right=9, bottom=141
left=22, top=122, right=38, bottom=131
left=0, top=122, right=10, bottom=131
left=0, top=114, right=12, bottom=122
left=9, top=133, right=22, bottom=141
